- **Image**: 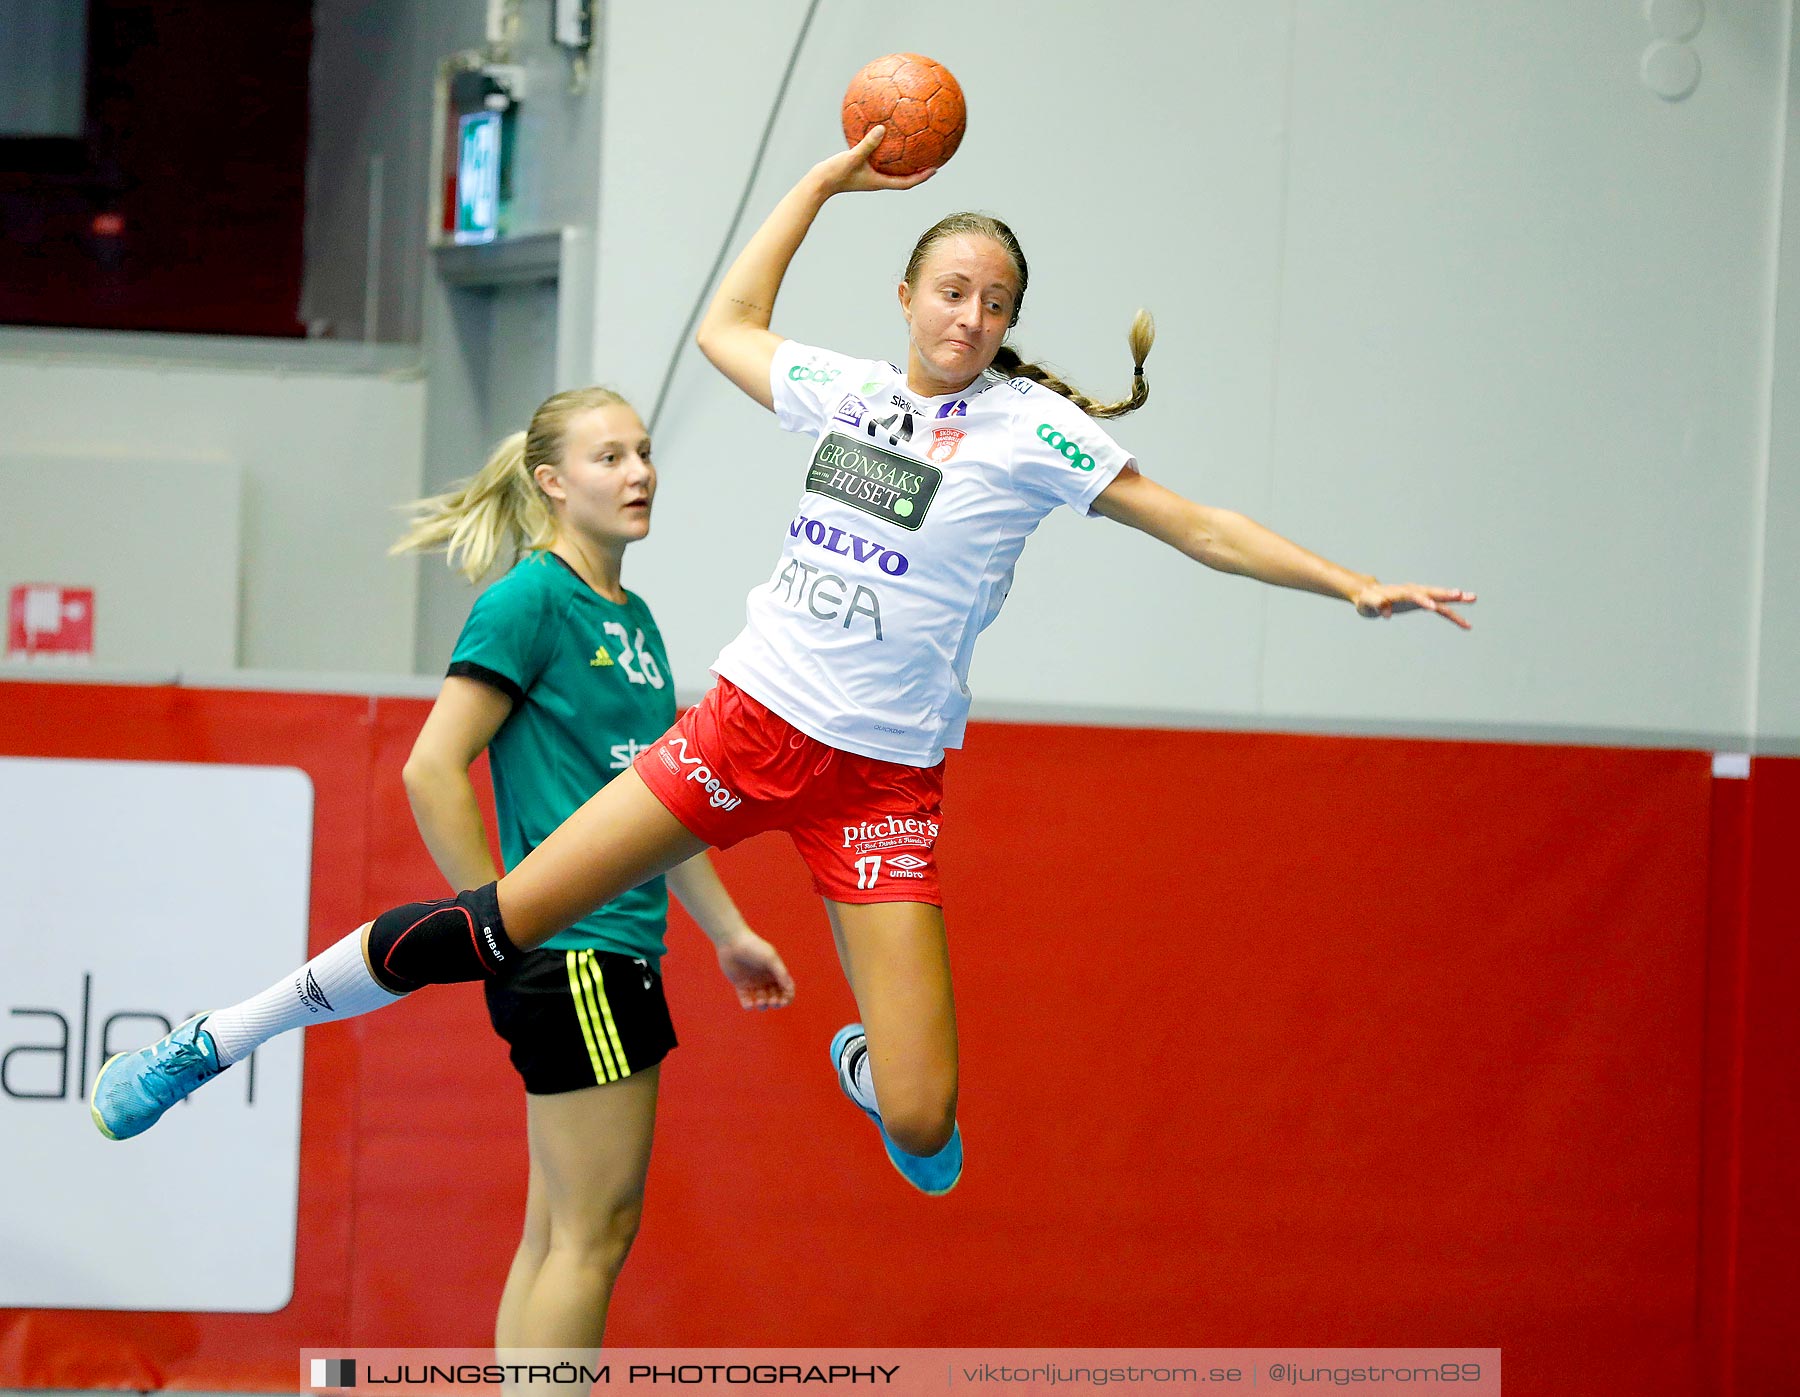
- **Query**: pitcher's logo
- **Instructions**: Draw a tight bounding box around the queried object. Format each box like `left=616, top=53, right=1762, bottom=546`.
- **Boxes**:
left=928, top=427, right=966, bottom=463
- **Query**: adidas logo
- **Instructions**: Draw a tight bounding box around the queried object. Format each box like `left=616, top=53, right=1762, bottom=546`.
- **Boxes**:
left=590, top=646, right=613, bottom=668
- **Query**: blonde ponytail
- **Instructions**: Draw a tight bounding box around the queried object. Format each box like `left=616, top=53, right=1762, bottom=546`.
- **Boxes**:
left=391, top=385, right=631, bottom=582
left=992, top=308, right=1155, bottom=420
left=903, top=212, right=1155, bottom=420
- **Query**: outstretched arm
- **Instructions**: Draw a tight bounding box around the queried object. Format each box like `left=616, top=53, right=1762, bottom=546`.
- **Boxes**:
left=1093, top=467, right=1475, bottom=627
left=665, top=854, right=796, bottom=1011
left=695, top=126, right=934, bottom=410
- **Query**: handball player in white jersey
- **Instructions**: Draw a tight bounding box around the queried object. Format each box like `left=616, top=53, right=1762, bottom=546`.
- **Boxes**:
left=92, top=127, right=1473, bottom=1200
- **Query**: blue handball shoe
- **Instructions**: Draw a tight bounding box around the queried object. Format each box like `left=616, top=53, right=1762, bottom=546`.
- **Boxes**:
left=90, top=1014, right=225, bottom=1140
left=829, top=1022, right=963, bottom=1196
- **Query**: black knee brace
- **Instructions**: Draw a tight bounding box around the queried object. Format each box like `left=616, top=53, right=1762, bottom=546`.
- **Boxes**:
left=365, top=882, right=517, bottom=993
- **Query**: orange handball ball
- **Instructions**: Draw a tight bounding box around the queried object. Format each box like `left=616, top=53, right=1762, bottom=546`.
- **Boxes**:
left=841, top=53, right=966, bottom=176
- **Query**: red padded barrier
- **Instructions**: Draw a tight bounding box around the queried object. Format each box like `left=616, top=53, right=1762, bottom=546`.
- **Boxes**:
left=346, top=698, right=526, bottom=1344
left=2, top=681, right=1795, bottom=1397
left=0, top=683, right=369, bottom=1388
left=1728, top=759, right=1800, bottom=1395
left=1698, top=772, right=1750, bottom=1397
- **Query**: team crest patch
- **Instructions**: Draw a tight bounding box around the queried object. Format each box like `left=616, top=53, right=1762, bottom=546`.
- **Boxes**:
left=928, top=426, right=966, bottom=463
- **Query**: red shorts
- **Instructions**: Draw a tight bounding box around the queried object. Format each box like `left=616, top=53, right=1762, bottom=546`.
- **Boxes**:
left=633, top=678, right=944, bottom=905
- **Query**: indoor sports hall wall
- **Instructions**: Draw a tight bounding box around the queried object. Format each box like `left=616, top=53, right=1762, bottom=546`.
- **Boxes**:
left=0, top=676, right=1793, bottom=1397
left=585, top=0, right=1798, bottom=744
left=0, top=331, right=424, bottom=672
left=5, top=1, right=1798, bottom=744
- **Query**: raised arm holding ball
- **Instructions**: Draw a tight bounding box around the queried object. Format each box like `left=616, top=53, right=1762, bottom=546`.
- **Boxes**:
left=90, top=60, right=1471, bottom=1209
left=690, top=110, right=1474, bottom=1190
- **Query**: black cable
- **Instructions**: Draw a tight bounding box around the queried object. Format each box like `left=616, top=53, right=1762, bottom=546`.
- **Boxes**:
left=647, top=0, right=825, bottom=433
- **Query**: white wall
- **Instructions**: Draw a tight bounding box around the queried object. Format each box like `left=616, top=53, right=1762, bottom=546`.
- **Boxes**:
left=0, top=331, right=425, bottom=673
left=302, top=0, right=604, bottom=344
left=589, top=0, right=1792, bottom=742
left=11, top=1, right=1792, bottom=741
left=1761, top=4, right=1799, bottom=749
left=1, top=453, right=240, bottom=670
left=302, top=0, right=484, bottom=343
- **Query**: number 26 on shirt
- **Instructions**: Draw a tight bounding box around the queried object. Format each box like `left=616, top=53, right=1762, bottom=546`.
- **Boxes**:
left=603, top=621, right=664, bottom=689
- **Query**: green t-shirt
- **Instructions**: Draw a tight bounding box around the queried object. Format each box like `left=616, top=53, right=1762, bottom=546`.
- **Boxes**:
left=448, top=551, right=678, bottom=960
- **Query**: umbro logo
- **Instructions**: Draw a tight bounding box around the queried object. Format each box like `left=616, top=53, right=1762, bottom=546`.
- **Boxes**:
left=888, top=854, right=928, bottom=871
left=299, top=969, right=332, bottom=1013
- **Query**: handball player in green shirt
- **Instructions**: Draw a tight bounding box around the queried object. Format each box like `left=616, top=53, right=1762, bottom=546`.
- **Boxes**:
left=392, top=386, right=794, bottom=1346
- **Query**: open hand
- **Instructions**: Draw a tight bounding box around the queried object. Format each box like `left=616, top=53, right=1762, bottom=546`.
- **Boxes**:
left=811, top=126, right=937, bottom=196
left=715, top=930, right=796, bottom=1011
left=1352, top=582, right=1477, bottom=629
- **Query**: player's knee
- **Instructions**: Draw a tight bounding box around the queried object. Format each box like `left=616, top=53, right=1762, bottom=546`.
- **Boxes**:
left=882, top=1093, right=957, bottom=1157
left=601, top=1196, right=645, bottom=1263
left=365, top=883, right=518, bottom=992
left=550, top=1196, right=643, bottom=1278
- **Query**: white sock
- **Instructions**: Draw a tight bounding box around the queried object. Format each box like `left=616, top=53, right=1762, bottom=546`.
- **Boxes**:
left=847, top=1040, right=880, bottom=1115
left=204, top=927, right=404, bottom=1066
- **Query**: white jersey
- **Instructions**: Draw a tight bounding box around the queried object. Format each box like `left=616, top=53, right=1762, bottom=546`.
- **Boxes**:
left=711, top=339, right=1135, bottom=766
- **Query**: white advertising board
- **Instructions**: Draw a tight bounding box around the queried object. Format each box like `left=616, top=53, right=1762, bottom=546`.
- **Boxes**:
left=0, top=756, right=311, bottom=1311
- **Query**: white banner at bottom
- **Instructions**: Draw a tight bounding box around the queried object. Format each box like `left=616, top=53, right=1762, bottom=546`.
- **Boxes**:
left=300, top=1348, right=1501, bottom=1396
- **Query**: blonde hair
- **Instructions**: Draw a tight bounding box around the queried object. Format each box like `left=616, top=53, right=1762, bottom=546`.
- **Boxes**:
left=391, top=386, right=632, bottom=582
left=903, top=212, right=1155, bottom=420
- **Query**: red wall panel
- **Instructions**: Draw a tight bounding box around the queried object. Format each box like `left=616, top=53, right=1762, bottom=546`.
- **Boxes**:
left=0, top=683, right=370, bottom=1388
left=2, top=681, right=1794, bottom=1397
left=1729, top=759, right=1800, bottom=1395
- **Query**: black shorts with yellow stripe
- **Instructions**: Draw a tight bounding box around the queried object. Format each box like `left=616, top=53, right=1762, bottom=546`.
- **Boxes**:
left=482, top=945, right=678, bottom=1095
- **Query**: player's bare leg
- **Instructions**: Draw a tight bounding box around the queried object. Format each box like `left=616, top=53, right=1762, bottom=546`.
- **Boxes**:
left=497, top=1067, right=660, bottom=1348
left=94, top=769, right=704, bottom=1140
left=824, top=898, right=962, bottom=1192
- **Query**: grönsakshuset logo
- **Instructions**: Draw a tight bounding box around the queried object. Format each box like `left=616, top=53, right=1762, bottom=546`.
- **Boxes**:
left=805, top=432, right=942, bottom=531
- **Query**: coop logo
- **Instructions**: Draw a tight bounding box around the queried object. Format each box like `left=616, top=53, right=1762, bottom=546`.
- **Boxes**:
left=832, top=394, right=866, bottom=427
left=788, top=515, right=911, bottom=575
left=789, top=362, right=839, bottom=385
left=2, top=973, right=260, bottom=1105
left=841, top=815, right=940, bottom=851
left=656, top=737, right=744, bottom=810
left=1037, top=422, right=1096, bottom=472
left=805, top=432, right=942, bottom=532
